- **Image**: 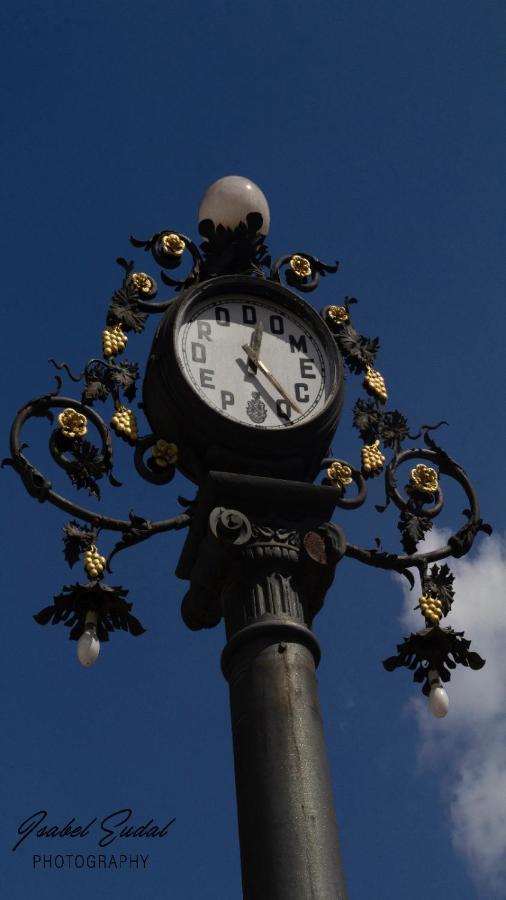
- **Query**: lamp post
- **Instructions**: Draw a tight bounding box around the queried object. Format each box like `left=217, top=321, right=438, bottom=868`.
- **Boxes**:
left=4, top=176, right=490, bottom=899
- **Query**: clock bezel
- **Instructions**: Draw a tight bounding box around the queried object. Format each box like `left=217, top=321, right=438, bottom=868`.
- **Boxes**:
left=143, top=275, right=344, bottom=482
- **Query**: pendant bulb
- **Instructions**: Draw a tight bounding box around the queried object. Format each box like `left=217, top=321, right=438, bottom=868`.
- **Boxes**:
left=428, top=669, right=449, bottom=718
left=77, top=610, right=100, bottom=667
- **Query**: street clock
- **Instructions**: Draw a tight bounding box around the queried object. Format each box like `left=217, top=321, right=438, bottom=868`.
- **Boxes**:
left=143, top=274, right=344, bottom=483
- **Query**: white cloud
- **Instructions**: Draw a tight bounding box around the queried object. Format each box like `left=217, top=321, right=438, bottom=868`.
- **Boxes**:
left=397, top=530, right=506, bottom=896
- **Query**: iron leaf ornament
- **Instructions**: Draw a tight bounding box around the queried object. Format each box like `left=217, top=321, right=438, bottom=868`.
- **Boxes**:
left=64, top=439, right=107, bottom=499
left=80, top=358, right=140, bottom=406
left=383, top=626, right=485, bottom=697
left=198, top=212, right=271, bottom=278
left=398, top=508, right=433, bottom=555
left=107, top=282, right=148, bottom=333
left=34, top=581, right=146, bottom=643
left=63, top=520, right=97, bottom=568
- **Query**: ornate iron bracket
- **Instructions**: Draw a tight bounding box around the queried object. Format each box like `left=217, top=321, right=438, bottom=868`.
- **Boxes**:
left=316, top=298, right=491, bottom=698
left=4, top=214, right=491, bottom=702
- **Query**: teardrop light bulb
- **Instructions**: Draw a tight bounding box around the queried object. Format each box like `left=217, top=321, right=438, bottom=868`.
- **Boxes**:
left=428, top=669, right=449, bottom=718
left=77, top=611, right=100, bottom=667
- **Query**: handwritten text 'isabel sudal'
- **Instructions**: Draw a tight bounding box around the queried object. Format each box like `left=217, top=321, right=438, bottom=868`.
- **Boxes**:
left=13, top=809, right=176, bottom=852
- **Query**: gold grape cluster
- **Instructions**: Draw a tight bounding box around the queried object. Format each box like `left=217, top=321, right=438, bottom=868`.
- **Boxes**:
left=419, top=594, right=444, bottom=625
left=58, top=408, right=87, bottom=439
left=102, top=323, right=128, bottom=358
left=289, top=255, right=312, bottom=278
left=326, top=460, right=353, bottom=489
left=361, top=439, right=385, bottom=475
left=111, top=406, right=138, bottom=443
left=326, top=305, right=349, bottom=326
left=151, top=439, right=178, bottom=468
left=363, top=366, right=388, bottom=402
left=160, top=233, right=185, bottom=257
left=84, top=544, right=106, bottom=580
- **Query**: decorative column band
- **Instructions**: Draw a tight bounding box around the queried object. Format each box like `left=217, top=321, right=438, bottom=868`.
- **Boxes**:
left=221, top=619, right=322, bottom=681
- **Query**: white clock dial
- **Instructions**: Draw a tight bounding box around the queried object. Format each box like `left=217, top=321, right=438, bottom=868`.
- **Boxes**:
left=176, top=297, right=333, bottom=429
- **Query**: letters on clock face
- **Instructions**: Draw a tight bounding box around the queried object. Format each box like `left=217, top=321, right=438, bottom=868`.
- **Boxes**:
left=176, top=297, right=333, bottom=429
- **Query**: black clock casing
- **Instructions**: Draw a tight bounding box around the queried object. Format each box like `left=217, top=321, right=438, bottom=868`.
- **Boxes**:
left=143, top=275, right=344, bottom=483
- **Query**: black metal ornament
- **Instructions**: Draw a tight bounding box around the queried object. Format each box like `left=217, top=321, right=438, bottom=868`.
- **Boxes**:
left=3, top=211, right=490, bottom=697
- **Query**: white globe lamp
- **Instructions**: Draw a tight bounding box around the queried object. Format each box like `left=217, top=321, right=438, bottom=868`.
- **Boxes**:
left=198, top=175, right=270, bottom=235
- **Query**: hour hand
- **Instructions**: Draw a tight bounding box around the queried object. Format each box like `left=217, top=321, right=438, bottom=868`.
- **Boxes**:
left=247, top=321, right=263, bottom=373
left=241, top=344, right=302, bottom=414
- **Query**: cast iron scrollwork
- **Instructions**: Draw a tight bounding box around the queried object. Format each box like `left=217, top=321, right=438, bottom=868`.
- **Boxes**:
left=209, top=508, right=253, bottom=545
left=271, top=254, right=339, bottom=293
left=320, top=298, right=491, bottom=696
left=347, top=436, right=492, bottom=571
left=345, top=432, right=491, bottom=572
left=133, top=434, right=178, bottom=486
left=320, top=457, right=367, bottom=509
left=4, top=391, right=190, bottom=536
left=3, top=381, right=191, bottom=648
left=129, top=213, right=340, bottom=294
left=6, top=393, right=117, bottom=500
left=130, top=231, right=203, bottom=292
left=3, top=215, right=341, bottom=657
left=5, top=210, right=491, bottom=694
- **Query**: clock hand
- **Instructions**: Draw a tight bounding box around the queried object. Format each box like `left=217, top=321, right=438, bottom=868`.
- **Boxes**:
left=247, top=320, right=264, bottom=373
left=242, top=344, right=303, bottom=414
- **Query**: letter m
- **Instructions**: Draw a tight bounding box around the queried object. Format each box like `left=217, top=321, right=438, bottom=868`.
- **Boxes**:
left=289, top=334, right=307, bottom=354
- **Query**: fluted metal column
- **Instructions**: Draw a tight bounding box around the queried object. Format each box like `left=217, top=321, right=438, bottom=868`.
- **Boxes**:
left=178, top=472, right=348, bottom=900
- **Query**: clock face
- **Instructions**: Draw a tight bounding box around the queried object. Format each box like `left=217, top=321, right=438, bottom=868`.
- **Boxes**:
left=175, top=295, right=334, bottom=429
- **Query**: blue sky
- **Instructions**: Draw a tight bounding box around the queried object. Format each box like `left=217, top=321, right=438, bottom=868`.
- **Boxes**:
left=1, top=2, right=505, bottom=898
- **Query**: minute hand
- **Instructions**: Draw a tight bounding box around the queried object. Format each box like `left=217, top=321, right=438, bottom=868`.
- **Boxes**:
left=242, top=344, right=302, bottom=415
